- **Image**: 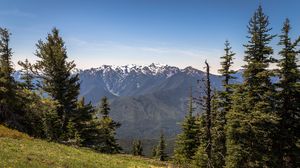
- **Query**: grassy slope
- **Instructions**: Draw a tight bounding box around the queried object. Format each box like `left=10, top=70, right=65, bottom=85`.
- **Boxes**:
left=0, top=125, right=167, bottom=168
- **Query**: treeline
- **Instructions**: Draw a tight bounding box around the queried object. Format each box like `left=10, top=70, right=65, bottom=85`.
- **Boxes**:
left=0, top=28, right=121, bottom=153
left=174, top=5, right=300, bottom=168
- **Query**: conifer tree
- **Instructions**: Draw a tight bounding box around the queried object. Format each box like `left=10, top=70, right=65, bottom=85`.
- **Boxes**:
left=226, top=6, right=278, bottom=167
left=193, top=113, right=208, bottom=167
left=34, top=28, right=80, bottom=139
left=0, top=28, right=19, bottom=126
left=132, top=139, right=143, bottom=156
left=73, top=97, right=101, bottom=148
left=275, top=18, right=300, bottom=168
left=97, top=97, right=121, bottom=153
left=193, top=61, right=213, bottom=167
left=156, top=131, right=168, bottom=161
left=211, top=40, right=236, bottom=167
left=174, top=89, right=199, bottom=165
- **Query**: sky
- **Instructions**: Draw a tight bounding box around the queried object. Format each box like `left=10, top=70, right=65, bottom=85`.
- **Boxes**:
left=0, top=0, right=299, bottom=74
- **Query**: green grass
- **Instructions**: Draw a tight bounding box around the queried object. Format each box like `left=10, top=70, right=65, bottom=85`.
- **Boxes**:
left=0, top=125, right=168, bottom=168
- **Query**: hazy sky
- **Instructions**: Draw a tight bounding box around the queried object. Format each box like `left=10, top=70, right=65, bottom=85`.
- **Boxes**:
left=0, top=0, right=299, bottom=74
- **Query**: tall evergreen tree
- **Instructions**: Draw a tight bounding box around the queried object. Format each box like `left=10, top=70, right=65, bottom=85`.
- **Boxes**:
left=97, top=97, right=121, bottom=153
left=275, top=18, right=300, bottom=168
left=156, top=131, right=168, bottom=161
left=0, top=28, right=19, bottom=126
left=211, top=40, right=236, bottom=167
left=193, top=61, right=213, bottom=167
left=226, top=6, right=278, bottom=167
left=34, top=28, right=80, bottom=139
left=174, top=88, right=199, bottom=165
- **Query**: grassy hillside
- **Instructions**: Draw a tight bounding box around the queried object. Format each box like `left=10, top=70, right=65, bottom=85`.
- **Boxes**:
left=0, top=125, right=168, bottom=168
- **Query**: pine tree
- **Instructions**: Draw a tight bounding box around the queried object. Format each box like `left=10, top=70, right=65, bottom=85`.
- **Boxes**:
left=97, top=97, right=121, bottom=153
left=275, top=18, right=300, bottom=168
left=226, top=6, right=278, bottom=167
left=34, top=28, right=80, bottom=139
left=174, top=88, right=199, bottom=165
left=156, top=131, right=168, bottom=161
left=211, top=40, right=236, bottom=167
left=193, top=61, right=213, bottom=167
left=0, top=28, right=19, bottom=126
left=132, top=139, right=143, bottom=156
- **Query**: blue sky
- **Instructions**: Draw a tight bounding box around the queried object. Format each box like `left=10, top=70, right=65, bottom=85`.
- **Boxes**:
left=0, top=0, right=299, bottom=74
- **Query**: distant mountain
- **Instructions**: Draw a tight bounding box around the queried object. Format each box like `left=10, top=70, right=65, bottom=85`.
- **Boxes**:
left=78, top=63, right=224, bottom=139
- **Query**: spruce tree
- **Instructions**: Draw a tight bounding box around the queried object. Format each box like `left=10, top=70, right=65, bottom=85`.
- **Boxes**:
left=34, top=28, right=80, bottom=139
left=275, top=18, right=300, bottom=168
left=211, top=40, right=236, bottom=167
left=156, top=131, right=168, bottom=161
left=174, top=89, right=199, bottom=165
left=0, top=28, right=19, bottom=126
left=226, top=6, right=278, bottom=167
left=132, top=139, right=143, bottom=156
left=97, top=97, right=121, bottom=153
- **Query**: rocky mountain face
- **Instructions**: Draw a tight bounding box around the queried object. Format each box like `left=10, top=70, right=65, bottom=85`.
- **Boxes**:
left=78, top=63, right=224, bottom=139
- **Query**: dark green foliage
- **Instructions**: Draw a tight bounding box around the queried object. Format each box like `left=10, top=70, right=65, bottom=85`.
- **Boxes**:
left=192, top=61, right=213, bottom=167
left=275, top=19, right=300, bottom=168
left=156, top=132, right=168, bottom=161
left=132, top=140, right=143, bottom=156
left=73, top=97, right=100, bottom=148
left=211, top=41, right=236, bottom=167
left=34, top=28, right=80, bottom=137
left=226, top=6, right=279, bottom=167
left=219, top=40, right=236, bottom=89
left=20, top=89, right=58, bottom=139
left=0, top=28, right=19, bottom=126
left=97, top=97, right=121, bottom=153
left=174, top=91, right=199, bottom=165
left=192, top=114, right=208, bottom=167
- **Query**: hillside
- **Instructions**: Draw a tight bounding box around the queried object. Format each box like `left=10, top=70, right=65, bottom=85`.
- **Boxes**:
left=0, top=125, right=168, bottom=168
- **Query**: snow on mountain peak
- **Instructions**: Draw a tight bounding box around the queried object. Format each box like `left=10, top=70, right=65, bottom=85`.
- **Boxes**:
left=81, top=63, right=204, bottom=79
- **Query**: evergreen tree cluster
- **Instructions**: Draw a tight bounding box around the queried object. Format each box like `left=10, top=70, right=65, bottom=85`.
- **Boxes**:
left=0, top=28, right=121, bottom=154
left=174, top=5, right=300, bottom=168
left=153, top=132, right=168, bottom=161
left=132, top=139, right=143, bottom=156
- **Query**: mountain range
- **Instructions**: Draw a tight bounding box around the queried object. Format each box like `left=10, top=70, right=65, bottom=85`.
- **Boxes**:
left=77, top=63, right=236, bottom=139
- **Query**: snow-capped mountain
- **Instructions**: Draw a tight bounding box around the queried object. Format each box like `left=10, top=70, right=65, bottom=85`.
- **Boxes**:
left=77, top=63, right=225, bottom=140
left=78, top=63, right=221, bottom=103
